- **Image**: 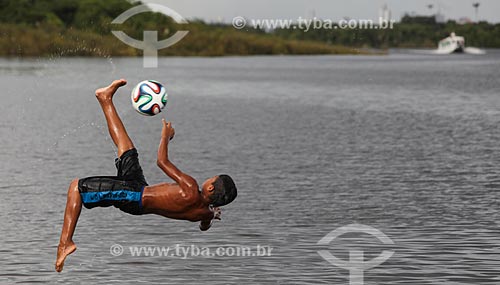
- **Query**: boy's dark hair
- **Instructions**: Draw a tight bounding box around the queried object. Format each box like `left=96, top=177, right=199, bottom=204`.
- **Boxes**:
left=210, top=175, right=237, bottom=207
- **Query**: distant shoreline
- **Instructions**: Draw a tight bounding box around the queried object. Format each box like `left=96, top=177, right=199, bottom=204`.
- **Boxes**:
left=0, top=53, right=389, bottom=61
left=1, top=0, right=499, bottom=58
left=0, top=23, right=375, bottom=58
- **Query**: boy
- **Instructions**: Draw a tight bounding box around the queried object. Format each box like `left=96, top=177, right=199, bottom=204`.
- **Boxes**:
left=55, top=79, right=237, bottom=272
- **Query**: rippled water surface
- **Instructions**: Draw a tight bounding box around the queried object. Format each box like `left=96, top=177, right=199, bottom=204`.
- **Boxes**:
left=1, top=52, right=500, bottom=284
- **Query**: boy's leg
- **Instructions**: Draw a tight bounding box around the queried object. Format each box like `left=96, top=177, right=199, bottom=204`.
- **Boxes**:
left=55, top=80, right=135, bottom=272
left=55, top=179, right=82, bottom=272
left=95, top=79, right=134, bottom=157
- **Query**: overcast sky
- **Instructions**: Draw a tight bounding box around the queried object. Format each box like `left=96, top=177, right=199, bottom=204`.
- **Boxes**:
left=143, top=0, right=500, bottom=23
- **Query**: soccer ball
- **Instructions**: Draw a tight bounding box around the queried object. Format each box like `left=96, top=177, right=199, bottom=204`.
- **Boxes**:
left=131, top=80, right=168, bottom=116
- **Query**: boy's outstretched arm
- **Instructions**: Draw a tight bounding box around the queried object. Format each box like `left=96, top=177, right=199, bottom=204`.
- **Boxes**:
left=157, top=119, right=198, bottom=191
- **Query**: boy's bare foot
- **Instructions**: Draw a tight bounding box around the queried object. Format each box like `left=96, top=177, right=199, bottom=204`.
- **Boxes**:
left=55, top=241, right=77, bottom=272
left=95, top=79, right=127, bottom=103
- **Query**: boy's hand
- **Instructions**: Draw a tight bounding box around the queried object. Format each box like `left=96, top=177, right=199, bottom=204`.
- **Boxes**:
left=213, top=207, right=221, bottom=220
left=199, top=207, right=221, bottom=231
left=161, top=119, right=175, bottom=141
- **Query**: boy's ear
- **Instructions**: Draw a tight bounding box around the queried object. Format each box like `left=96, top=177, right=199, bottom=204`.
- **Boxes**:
left=208, top=184, right=215, bottom=192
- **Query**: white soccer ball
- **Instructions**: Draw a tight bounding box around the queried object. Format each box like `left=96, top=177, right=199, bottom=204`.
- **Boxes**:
left=131, top=80, right=168, bottom=116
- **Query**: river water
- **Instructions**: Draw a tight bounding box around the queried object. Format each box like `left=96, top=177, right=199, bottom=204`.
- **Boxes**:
left=1, top=52, right=500, bottom=284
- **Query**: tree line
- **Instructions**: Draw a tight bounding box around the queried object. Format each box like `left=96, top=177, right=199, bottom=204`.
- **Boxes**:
left=273, top=15, right=500, bottom=48
left=0, top=0, right=364, bottom=56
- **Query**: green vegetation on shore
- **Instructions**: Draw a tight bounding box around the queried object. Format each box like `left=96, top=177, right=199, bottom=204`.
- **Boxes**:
left=2, top=0, right=498, bottom=57
left=0, top=0, right=363, bottom=57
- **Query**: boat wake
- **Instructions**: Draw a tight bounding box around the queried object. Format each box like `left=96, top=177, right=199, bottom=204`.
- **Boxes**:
left=409, top=47, right=486, bottom=55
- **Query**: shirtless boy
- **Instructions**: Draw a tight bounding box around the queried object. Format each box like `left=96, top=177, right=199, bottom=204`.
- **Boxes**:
left=55, top=79, right=237, bottom=272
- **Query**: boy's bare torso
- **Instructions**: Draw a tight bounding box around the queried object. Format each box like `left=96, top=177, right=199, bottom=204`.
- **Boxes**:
left=142, top=183, right=214, bottom=222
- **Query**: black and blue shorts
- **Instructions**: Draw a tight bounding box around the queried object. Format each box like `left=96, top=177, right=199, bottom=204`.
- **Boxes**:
left=78, top=148, right=148, bottom=215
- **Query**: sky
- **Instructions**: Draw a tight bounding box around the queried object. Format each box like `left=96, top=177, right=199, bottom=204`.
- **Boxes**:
left=143, top=0, right=500, bottom=23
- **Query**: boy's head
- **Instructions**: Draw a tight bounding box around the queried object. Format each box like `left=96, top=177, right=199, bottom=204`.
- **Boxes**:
left=201, top=175, right=237, bottom=207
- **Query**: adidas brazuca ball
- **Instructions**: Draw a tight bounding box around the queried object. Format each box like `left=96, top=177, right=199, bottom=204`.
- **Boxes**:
left=131, top=80, right=168, bottom=116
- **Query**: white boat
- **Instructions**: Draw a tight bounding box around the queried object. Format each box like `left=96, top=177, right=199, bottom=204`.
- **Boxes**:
left=434, top=32, right=485, bottom=55
left=437, top=32, right=465, bottom=54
